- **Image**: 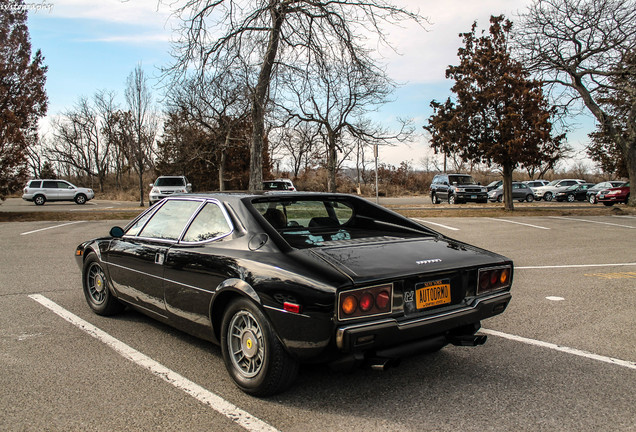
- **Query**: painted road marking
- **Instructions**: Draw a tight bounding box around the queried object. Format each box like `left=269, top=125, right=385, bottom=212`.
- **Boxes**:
left=481, top=329, right=636, bottom=370
left=484, top=217, right=550, bottom=230
left=585, top=271, right=636, bottom=279
left=516, top=263, right=636, bottom=270
left=413, top=218, right=460, bottom=231
left=549, top=216, right=635, bottom=229
left=20, top=221, right=86, bottom=236
left=28, top=294, right=278, bottom=432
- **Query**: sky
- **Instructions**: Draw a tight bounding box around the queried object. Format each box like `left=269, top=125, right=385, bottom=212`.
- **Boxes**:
left=25, top=0, right=597, bottom=172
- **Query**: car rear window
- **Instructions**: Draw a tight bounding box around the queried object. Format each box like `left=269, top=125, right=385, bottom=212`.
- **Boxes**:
left=250, top=197, right=432, bottom=249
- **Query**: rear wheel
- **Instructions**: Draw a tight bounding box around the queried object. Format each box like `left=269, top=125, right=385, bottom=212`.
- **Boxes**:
left=448, top=195, right=457, bottom=205
left=34, top=195, right=46, bottom=206
left=526, top=194, right=534, bottom=202
left=221, top=298, right=298, bottom=396
left=497, top=195, right=503, bottom=203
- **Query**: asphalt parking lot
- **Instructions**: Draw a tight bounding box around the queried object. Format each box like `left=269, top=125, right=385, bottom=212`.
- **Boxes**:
left=1, top=212, right=635, bottom=431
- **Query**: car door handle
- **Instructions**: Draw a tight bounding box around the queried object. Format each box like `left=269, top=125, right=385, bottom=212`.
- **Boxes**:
left=155, top=252, right=165, bottom=265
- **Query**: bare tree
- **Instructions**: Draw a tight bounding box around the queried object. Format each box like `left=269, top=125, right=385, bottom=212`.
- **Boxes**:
left=516, top=0, right=636, bottom=205
left=48, top=92, right=116, bottom=192
left=125, top=64, right=157, bottom=206
left=279, top=56, right=413, bottom=192
left=169, top=0, right=426, bottom=192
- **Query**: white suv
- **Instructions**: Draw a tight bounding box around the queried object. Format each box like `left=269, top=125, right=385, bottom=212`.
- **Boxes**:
left=22, top=179, right=95, bottom=205
left=533, top=179, right=586, bottom=201
left=149, top=176, right=192, bottom=205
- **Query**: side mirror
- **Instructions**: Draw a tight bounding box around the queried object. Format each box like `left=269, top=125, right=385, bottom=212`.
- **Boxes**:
left=109, top=226, right=125, bottom=238
left=186, top=183, right=192, bottom=188
left=443, top=181, right=449, bottom=186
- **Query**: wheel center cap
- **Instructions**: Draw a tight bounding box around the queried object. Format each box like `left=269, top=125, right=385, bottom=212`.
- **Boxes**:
left=241, top=330, right=258, bottom=358
left=94, top=275, right=104, bottom=293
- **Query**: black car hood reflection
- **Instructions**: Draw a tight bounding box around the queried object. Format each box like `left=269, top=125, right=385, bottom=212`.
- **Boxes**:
left=310, top=237, right=501, bottom=282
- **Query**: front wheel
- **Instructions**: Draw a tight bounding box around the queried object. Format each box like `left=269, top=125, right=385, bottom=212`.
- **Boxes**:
left=75, top=194, right=87, bottom=204
left=544, top=192, right=553, bottom=202
left=448, top=195, right=457, bottom=205
left=589, top=195, right=597, bottom=204
left=526, top=194, right=534, bottom=202
left=431, top=194, right=440, bottom=204
left=567, top=194, right=575, bottom=202
left=221, top=298, right=298, bottom=396
left=83, top=254, right=124, bottom=316
left=496, top=195, right=503, bottom=203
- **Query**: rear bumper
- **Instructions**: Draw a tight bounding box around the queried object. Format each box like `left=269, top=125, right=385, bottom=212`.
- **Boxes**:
left=335, top=291, right=511, bottom=354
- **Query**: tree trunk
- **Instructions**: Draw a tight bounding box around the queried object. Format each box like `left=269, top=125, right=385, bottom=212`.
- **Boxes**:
left=502, top=162, right=514, bottom=211
left=249, top=4, right=285, bottom=192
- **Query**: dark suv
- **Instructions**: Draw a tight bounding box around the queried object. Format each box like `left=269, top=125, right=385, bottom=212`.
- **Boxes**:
left=430, top=173, right=488, bottom=204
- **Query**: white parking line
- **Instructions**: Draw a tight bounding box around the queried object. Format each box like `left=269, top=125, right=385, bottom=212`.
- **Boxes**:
left=484, top=217, right=550, bottom=230
left=516, top=263, right=636, bottom=269
left=20, top=221, right=86, bottom=235
left=413, top=218, right=460, bottom=231
left=549, top=216, right=635, bottom=228
left=28, top=294, right=279, bottom=432
left=481, top=328, right=636, bottom=370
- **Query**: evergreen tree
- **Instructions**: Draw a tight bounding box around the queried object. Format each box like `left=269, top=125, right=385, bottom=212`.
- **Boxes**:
left=0, top=0, right=47, bottom=199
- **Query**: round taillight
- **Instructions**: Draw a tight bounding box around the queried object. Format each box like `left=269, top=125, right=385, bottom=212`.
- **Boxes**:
left=490, top=270, right=500, bottom=285
left=480, top=273, right=490, bottom=290
left=500, top=268, right=509, bottom=284
left=375, top=290, right=390, bottom=309
left=342, top=295, right=357, bottom=315
left=359, top=292, right=374, bottom=312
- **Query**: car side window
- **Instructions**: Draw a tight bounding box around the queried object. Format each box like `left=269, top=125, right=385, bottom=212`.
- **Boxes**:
left=139, top=200, right=202, bottom=241
left=182, top=202, right=232, bottom=242
left=58, top=181, right=72, bottom=189
left=43, top=181, right=57, bottom=188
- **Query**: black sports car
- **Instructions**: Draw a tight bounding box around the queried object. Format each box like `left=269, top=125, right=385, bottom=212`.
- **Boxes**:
left=76, top=193, right=512, bottom=396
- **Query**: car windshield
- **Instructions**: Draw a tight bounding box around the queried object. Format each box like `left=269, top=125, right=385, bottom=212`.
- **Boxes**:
left=250, top=196, right=433, bottom=249
left=449, top=175, right=476, bottom=185
left=546, top=180, right=559, bottom=186
left=263, top=181, right=289, bottom=190
left=155, top=177, right=185, bottom=187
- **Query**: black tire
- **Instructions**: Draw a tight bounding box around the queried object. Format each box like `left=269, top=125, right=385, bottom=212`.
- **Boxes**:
left=602, top=202, right=614, bottom=206
left=566, top=194, right=575, bottom=202
left=431, top=194, right=439, bottom=204
left=75, top=194, right=87, bottom=205
left=496, top=195, right=503, bottom=203
left=34, top=195, right=46, bottom=206
left=544, top=192, right=553, bottom=202
left=82, top=253, right=124, bottom=316
left=589, top=195, right=596, bottom=204
left=221, top=298, right=298, bottom=396
left=526, top=194, right=534, bottom=202
left=448, top=194, right=457, bottom=205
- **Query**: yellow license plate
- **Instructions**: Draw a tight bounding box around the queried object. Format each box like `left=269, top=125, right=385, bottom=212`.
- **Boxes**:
left=416, top=282, right=451, bottom=309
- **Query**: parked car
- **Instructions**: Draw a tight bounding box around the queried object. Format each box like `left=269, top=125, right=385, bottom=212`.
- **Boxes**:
left=524, top=180, right=550, bottom=189
left=22, top=179, right=95, bottom=205
left=586, top=181, right=626, bottom=204
left=485, top=180, right=502, bottom=192
left=149, top=176, right=192, bottom=205
left=487, top=182, right=535, bottom=203
left=263, top=180, right=292, bottom=191
left=276, top=178, right=296, bottom=191
left=430, top=173, right=488, bottom=204
left=554, top=183, right=596, bottom=202
left=533, top=179, right=586, bottom=202
left=76, top=192, right=513, bottom=396
left=597, top=182, right=630, bottom=206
